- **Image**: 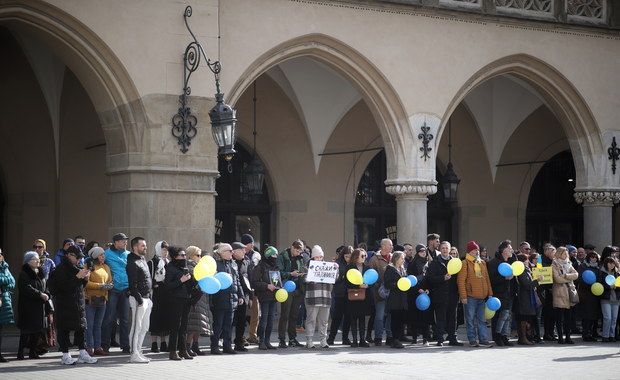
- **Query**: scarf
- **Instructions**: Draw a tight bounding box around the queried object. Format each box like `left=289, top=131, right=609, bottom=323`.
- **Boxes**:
left=153, top=257, right=167, bottom=282
left=381, top=252, right=391, bottom=263
left=556, top=257, right=572, bottom=274
left=466, top=253, right=482, bottom=278
left=585, top=261, right=598, bottom=268
left=389, top=263, right=406, bottom=277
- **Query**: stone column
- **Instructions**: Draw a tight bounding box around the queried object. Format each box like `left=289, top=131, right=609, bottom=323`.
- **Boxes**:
left=386, top=181, right=437, bottom=246
left=574, top=190, right=620, bottom=250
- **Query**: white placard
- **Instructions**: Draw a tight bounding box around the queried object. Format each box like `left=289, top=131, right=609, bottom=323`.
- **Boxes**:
left=306, top=260, right=339, bottom=284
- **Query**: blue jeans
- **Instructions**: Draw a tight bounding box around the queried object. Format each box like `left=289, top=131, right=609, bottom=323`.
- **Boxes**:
left=601, top=303, right=620, bottom=338
left=495, top=309, right=511, bottom=336
left=465, top=297, right=489, bottom=343
left=374, top=300, right=392, bottom=340
left=101, top=288, right=130, bottom=350
left=258, top=301, right=277, bottom=343
left=86, top=303, right=107, bottom=349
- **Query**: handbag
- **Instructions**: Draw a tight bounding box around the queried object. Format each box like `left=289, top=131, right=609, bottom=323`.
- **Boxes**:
left=90, top=295, right=106, bottom=307
left=378, top=283, right=390, bottom=299
left=566, top=282, right=579, bottom=304
left=347, top=288, right=366, bottom=301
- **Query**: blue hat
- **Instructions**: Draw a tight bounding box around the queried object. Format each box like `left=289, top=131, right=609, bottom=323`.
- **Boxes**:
left=23, top=251, right=38, bottom=264
left=566, top=245, right=577, bottom=253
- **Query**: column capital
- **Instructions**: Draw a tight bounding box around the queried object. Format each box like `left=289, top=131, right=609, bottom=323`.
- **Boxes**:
left=573, top=189, right=620, bottom=206
left=385, top=179, right=437, bottom=199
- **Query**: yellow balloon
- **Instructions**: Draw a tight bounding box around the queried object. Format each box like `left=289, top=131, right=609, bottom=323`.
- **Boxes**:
left=447, top=258, right=463, bottom=275
left=193, top=262, right=209, bottom=281
left=199, top=255, right=217, bottom=276
left=275, top=288, right=289, bottom=303
left=397, top=277, right=411, bottom=291
left=346, top=269, right=363, bottom=285
left=616, top=276, right=620, bottom=287
left=591, top=282, right=604, bottom=296
left=484, top=306, right=495, bottom=320
left=511, top=261, right=525, bottom=276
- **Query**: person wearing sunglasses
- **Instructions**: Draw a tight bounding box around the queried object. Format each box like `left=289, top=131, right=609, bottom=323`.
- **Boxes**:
left=33, top=239, right=54, bottom=280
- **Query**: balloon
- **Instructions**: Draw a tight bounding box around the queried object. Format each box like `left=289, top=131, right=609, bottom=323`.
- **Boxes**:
left=275, top=288, right=289, bottom=303
left=591, top=282, right=604, bottom=296
left=605, top=275, right=615, bottom=286
left=397, top=277, right=411, bottom=291
left=498, top=262, right=513, bottom=277
left=415, top=293, right=431, bottom=310
left=214, top=272, right=232, bottom=290
left=199, top=255, right=217, bottom=276
left=511, top=261, right=525, bottom=276
left=484, top=306, right=496, bottom=319
left=447, top=258, right=462, bottom=275
left=193, top=262, right=210, bottom=281
left=616, top=276, right=620, bottom=287
left=486, top=296, right=501, bottom=312
left=407, top=275, right=418, bottom=287
left=346, top=269, right=363, bottom=285
left=363, top=269, right=379, bottom=285
left=284, top=280, right=297, bottom=292
left=198, top=276, right=221, bottom=294
left=582, top=270, right=596, bottom=285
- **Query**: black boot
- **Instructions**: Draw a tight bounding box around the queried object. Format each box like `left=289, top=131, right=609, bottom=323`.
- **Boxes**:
left=192, top=341, right=207, bottom=355
left=28, top=334, right=40, bottom=359
left=16, top=334, right=27, bottom=360
left=359, top=327, right=369, bottom=347
left=494, top=333, right=505, bottom=346
left=151, top=342, right=159, bottom=353
left=160, top=341, right=168, bottom=352
left=186, top=343, right=197, bottom=356
left=350, top=331, right=359, bottom=347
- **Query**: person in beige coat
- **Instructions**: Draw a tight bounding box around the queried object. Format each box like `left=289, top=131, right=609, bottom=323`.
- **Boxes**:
left=551, top=246, right=579, bottom=344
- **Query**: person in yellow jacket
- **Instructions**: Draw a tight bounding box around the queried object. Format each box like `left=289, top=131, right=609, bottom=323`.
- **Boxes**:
left=85, top=247, right=113, bottom=356
left=457, top=241, right=494, bottom=347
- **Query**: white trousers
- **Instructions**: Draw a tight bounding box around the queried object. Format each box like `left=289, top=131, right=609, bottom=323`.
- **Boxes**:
left=128, top=296, right=152, bottom=355
left=305, top=305, right=330, bottom=341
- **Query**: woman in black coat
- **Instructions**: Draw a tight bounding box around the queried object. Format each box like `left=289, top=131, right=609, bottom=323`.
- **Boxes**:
left=250, top=246, right=279, bottom=349
left=164, top=246, right=194, bottom=360
left=345, top=248, right=372, bottom=347
left=577, top=252, right=602, bottom=341
left=406, top=246, right=433, bottom=346
left=327, top=246, right=352, bottom=346
left=385, top=251, right=408, bottom=348
left=515, top=254, right=542, bottom=345
left=17, top=252, right=50, bottom=359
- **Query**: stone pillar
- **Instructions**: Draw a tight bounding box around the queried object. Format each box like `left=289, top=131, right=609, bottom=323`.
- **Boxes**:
left=574, top=190, right=620, bottom=250
left=386, top=181, right=437, bottom=246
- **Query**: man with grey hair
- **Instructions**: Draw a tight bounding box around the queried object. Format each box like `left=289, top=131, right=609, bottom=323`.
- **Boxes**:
left=369, top=238, right=393, bottom=345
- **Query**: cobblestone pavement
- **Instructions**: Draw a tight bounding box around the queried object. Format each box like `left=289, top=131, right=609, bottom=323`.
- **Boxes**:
left=0, top=325, right=619, bottom=380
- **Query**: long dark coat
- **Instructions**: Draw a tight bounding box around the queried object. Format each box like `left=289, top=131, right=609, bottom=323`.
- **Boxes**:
left=17, top=264, right=49, bottom=333
left=49, top=257, right=87, bottom=331
left=577, top=263, right=602, bottom=320
left=344, top=263, right=373, bottom=317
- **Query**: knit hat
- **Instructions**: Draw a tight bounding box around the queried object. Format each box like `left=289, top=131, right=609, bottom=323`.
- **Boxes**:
left=23, top=251, right=38, bottom=264
left=415, top=244, right=427, bottom=253
left=63, top=238, right=75, bottom=246
left=241, top=234, right=254, bottom=245
left=264, top=246, right=278, bottom=258
left=566, top=245, right=577, bottom=253
left=33, top=239, right=46, bottom=250
left=89, top=246, right=105, bottom=260
left=311, top=245, right=324, bottom=259
left=466, top=241, right=480, bottom=253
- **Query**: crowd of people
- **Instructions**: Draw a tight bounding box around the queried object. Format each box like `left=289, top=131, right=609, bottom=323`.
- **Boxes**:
left=0, top=233, right=619, bottom=364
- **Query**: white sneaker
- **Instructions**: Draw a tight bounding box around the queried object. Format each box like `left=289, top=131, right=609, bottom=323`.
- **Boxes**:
left=128, top=354, right=150, bottom=363
left=320, top=339, right=329, bottom=349
left=60, top=356, right=77, bottom=365
left=77, top=353, right=98, bottom=364
left=138, top=353, right=150, bottom=362
left=306, top=339, right=315, bottom=349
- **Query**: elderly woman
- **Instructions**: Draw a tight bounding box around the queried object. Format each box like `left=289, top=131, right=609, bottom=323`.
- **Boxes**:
left=84, top=247, right=113, bottom=356
left=600, top=257, right=620, bottom=342
left=304, top=245, right=333, bottom=348
left=0, top=249, right=16, bottom=362
left=385, top=251, right=409, bottom=349
left=148, top=240, right=170, bottom=353
left=186, top=245, right=212, bottom=356
left=210, top=243, right=244, bottom=354
left=577, top=251, right=601, bottom=341
left=164, top=246, right=194, bottom=360
left=345, top=248, right=372, bottom=348
left=551, top=246, right=579, bottom=344
left=17, top=251, right=50, bottom=360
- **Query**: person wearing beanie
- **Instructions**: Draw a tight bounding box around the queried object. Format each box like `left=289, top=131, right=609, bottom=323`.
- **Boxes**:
left=457, top=241, right=494, bottom=347
left=53, top=238, right=75, bottom=267
left=17, top=250, right=49, bottom=360
left=33, top=239, right=55, bottom=280
left=303, top=245, right=333, bottom=348
left=84, top=247, right=112, bottom=356
left=250, top=246, right=280, bottom=350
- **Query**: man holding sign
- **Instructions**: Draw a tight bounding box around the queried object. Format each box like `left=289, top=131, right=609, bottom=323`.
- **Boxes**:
left=304, top=246, right=335, bottom=348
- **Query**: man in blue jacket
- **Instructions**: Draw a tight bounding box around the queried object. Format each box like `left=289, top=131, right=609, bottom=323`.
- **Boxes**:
left=101, top=233, right=130, bottom=353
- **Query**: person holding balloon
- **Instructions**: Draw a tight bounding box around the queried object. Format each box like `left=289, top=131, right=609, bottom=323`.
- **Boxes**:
left=345, top=248, right=373, bottom=347
left=186, top=246, right=212, bottom=356
left=514, top=253, right=543, bottom=345
left=382, top=251, right=410, bottom=349
left=551, top=246, right=579, bottom=344
left=327, top=246, right=353, bottom=346
left=487, top=240, right=516, bottom=347
left=577, top=251, right=601, bottom=342
left=426, top=241, right=463, bottom=346
left=600, top=256, right=620, bottom=342
left=406, top=245, right=433, bottom=346
left=251, top=246, right=280, bottom=350
left=457, top=241, right=494, bottom=347
left=164, top=246, right=194, bottom=360
left=210, top=243, right=244, bottom=355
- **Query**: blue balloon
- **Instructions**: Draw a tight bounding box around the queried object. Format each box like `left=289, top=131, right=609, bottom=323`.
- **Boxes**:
left=605, top=274, right=616, bottom=286
left=408, top=275, right=418, bottom=288
left=415, top=293, right=431, bottom=311
left=363, top=269, right=379, bottom=285
left=214, top=272, right=232, bottom=290
left=486, top=296, right=501, bottom=312
left=582, top=270, right=596, bottom=285
left=199, top=276, right=221, bottom=294
left=498, top=262, right=513, bottom=277
left=284, top=280, right=297, bottom=292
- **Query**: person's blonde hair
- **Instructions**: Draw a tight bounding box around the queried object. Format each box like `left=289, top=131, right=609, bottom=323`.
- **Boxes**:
left=186, top=245, right=202, bottom=262
left=555, top=246, right=568, bottom=259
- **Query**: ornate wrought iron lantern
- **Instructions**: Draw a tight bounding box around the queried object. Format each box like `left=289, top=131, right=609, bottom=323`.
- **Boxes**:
left=442, top=118, right=460, bottom=202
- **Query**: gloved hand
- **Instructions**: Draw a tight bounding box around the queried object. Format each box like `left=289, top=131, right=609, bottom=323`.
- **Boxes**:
left=100, top=283, right=114, bottom=290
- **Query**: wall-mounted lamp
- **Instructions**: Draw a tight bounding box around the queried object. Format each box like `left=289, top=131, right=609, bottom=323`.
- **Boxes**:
left=442, top=118, right=460, bottom=202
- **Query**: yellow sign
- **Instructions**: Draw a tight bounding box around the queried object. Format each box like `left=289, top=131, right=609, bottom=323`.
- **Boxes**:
left=532, top=267, right=553, bottom=285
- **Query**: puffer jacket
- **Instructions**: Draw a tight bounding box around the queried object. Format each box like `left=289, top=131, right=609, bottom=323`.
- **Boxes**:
left=186, top=261, right=212, bottom=335
left=210, top=260, right=243, bottom=310
left=0, top=260, right=16, bottom=324
left=17, top=264, right=49, bottom=332
left=126, top=252, right=152, bottom=305
left=457, top=256, right=493, bottom=300
left=50, top=257, right=87, bottom=330
left=551, top=258, right=579, bottom=309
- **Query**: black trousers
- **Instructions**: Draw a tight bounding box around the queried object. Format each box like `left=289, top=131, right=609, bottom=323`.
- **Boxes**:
left=433, top=294, right=458, bottom=342
left=57, top=328, right=85, bottom=353
left=233, top=303, right=247, bottom=346
left=350, top=315, right=366, bottom=342
left=168, top=298, right=191, bottom=353
left=390, top=310, right=407, bottom=342
left=328, top=297, right=350, bottom=341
